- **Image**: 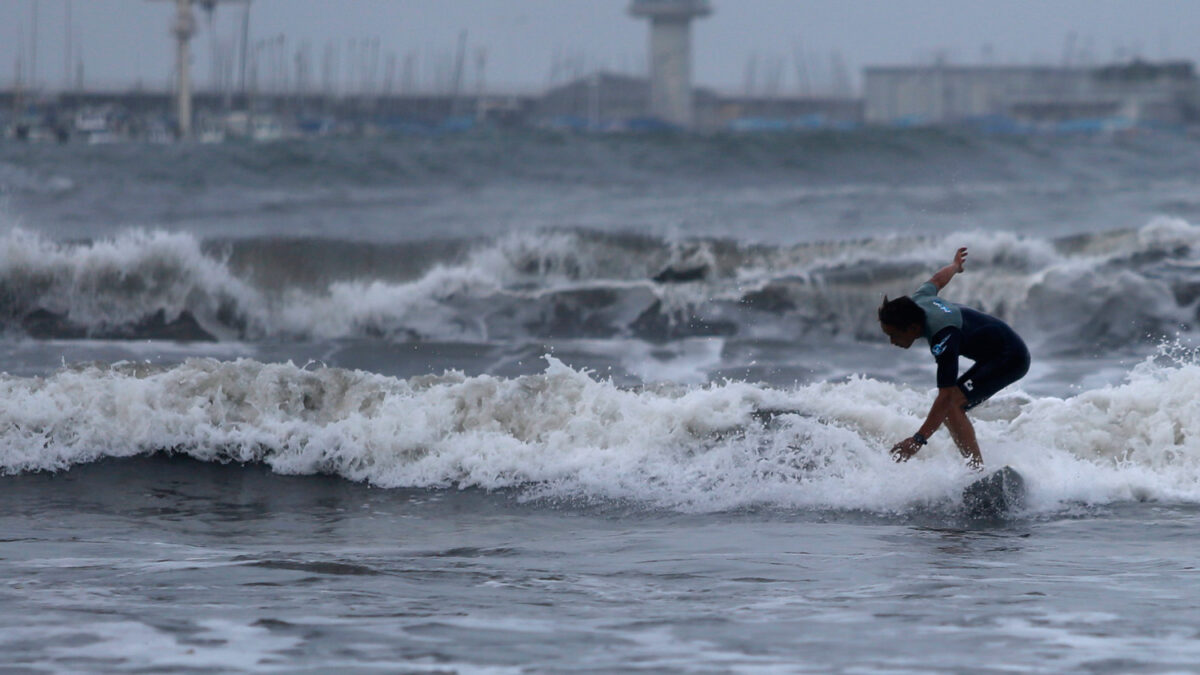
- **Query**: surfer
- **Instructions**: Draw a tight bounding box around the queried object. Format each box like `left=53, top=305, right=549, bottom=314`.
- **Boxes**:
left=878, top=246, right=1030, bottom=469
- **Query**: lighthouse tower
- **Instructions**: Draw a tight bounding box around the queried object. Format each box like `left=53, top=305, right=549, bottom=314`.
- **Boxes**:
left=628, top=0, right=712, bottom=128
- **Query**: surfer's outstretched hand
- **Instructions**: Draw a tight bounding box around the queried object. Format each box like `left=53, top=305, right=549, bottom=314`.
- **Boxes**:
left=890, top=438, right=921, bottom=462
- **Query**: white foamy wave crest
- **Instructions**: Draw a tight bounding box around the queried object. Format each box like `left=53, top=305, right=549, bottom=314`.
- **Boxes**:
left=2, top=354, right=1198, bottom=513
left=465, top=230, right=613, bottom=284
left=1, top=220, right=1197, bottom=346
left=268, top=230, right=705, bottom=342
left=768, top=219, right=1200, bottom=347
left=276, top=266, right=503, bottom=341
left=0, top=228, right=265, bottom=338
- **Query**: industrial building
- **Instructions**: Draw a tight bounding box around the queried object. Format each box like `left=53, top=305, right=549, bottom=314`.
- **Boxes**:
left=864, top=60, right=1200, bottom=127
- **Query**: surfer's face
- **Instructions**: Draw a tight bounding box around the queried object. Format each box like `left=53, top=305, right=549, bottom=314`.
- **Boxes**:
left=881, top=322, right=920, bottom=349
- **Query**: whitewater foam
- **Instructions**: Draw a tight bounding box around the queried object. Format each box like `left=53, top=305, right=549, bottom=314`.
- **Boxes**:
left=2, top=351, right=1198, bottom=514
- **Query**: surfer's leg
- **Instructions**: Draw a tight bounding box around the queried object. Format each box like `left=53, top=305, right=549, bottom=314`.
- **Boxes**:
left=944, top=406, right=983, bottom=469
left=957, top=341, right=1031, bottom=414
left=948, top=347, right=1028, bottom=471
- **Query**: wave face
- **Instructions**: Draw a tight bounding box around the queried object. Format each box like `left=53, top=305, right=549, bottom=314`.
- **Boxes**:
left=2, top=217, right=1199, bottom=351
left=2, top=353, right=1198, bottom=512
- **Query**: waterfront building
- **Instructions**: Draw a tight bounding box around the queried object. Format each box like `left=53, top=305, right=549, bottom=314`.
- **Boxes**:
left=864, top=59, right=1199, bottom=128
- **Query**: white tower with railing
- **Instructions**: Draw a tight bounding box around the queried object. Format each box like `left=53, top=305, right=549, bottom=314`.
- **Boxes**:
left=628, top=0, right=712, bottom=128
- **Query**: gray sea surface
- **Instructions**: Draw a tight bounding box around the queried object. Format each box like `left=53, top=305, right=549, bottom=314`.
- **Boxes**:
left=2, top=130, right=1200, bottom=672
left=3, top=458, right=1199, bottom=673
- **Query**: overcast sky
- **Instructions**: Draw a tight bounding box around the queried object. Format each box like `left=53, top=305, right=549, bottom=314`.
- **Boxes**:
left=3, top=0, right=1199, bottom=94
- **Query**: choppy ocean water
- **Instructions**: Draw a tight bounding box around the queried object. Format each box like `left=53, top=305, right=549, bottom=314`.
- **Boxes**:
left=2, top=130, right=1200, bottom=672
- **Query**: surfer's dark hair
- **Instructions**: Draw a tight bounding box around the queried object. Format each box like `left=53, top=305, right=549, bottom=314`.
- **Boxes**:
left=878, top=295, right=924, bottom=329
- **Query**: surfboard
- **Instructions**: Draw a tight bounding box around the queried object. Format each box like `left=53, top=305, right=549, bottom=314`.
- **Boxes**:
left=962, top=465, right=1025, bottom=519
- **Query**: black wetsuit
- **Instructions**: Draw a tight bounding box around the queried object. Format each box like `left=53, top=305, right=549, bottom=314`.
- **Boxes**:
left=912, top=282, right=1030, bottom=410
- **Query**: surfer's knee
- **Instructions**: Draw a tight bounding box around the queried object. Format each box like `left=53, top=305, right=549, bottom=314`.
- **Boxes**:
left=946, top=386, right=969, bottom=410
left=945, top=400, right=971, bottom=428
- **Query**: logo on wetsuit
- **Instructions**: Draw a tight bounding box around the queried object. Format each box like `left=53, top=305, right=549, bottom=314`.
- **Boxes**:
left=963, top=379, right=974, bottom=391
left=931, top=334, right=951, bottom=356
left=930, top=299, right=953, bottom=314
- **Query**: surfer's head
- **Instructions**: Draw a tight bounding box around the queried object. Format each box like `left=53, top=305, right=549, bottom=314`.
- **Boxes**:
left=878, top=295, right=923, bottom=348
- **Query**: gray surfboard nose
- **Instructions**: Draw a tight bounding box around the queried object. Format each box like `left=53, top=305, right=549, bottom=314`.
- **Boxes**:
left=963, top=465, right=1026, bottom=519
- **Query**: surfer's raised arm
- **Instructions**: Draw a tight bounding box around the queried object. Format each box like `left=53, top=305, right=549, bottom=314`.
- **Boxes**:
left=928, top=246, right=968, bottom=291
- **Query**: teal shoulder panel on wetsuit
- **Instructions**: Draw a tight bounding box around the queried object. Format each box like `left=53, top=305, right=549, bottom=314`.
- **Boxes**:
left=911, top=282, right=962, bottom=341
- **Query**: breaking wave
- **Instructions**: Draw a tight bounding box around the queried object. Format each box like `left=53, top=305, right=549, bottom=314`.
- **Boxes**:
left=1, top=351, right=1198, bottom=513
left=0, top=217, right=1198, bottom=349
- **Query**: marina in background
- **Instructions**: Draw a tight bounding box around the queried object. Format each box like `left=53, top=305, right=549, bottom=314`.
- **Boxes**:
left=3, top=0, right=1198, bottom=141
